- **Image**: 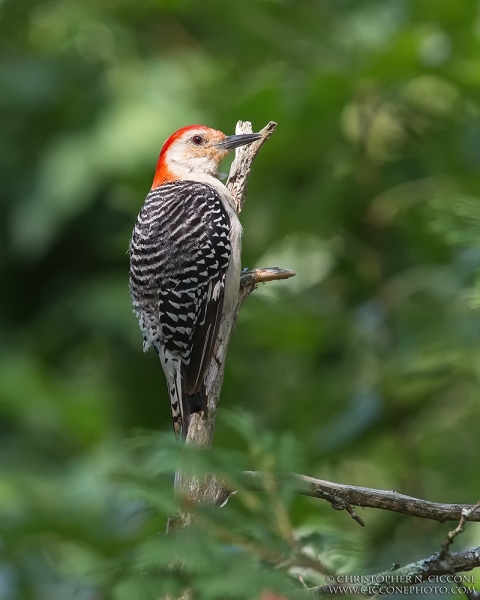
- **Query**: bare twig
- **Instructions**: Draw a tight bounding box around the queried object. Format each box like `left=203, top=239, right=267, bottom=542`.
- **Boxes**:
left=422, top=502, right=480, bottom=600
left=236, top=472, right=480, bottom=525
left=296, top=574, right=309, bottom=590
left=241, top=267, right=296, bottom=287
left=441, top=504, right=480, bottom=556
left=227, top=120, right=277, bottom=212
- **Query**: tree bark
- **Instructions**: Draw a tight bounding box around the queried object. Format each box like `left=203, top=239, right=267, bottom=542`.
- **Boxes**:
left=235, top=471, right=480, bottom=526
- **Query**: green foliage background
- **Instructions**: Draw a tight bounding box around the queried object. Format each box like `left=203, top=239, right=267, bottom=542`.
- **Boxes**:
left=1, top=0, right=480, bottom=597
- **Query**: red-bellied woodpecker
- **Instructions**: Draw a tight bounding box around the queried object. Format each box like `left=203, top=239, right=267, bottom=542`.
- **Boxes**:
left=129, top=125, right=261, bottom=438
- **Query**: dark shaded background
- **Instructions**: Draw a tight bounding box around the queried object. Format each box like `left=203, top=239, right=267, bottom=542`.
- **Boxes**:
left=1, top=0, right=480, bottom=598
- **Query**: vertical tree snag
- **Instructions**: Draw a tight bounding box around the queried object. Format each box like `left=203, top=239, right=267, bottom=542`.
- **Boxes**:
left=169, top=120, right=295, bottom=526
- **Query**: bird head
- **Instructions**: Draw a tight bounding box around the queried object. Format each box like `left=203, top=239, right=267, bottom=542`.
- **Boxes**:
left=152, top=125, right=262, bottom=188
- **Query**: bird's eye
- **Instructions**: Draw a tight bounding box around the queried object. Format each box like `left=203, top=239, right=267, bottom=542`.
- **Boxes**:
left=192, top=135, right=204, bottom=145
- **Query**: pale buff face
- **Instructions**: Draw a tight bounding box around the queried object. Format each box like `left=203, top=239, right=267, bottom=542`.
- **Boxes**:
left=164, top=128, right=228, bottom=178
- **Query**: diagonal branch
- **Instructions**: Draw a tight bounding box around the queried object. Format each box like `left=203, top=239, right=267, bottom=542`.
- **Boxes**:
left=309, top=546, right=480, bottom=595
left=241, top=471, right=480, bottom=525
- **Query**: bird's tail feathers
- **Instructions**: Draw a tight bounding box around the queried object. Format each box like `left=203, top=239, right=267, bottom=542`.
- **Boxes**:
left=168, top=366, right=184, bottom=438
left=168, top=369, right=208, bottom=439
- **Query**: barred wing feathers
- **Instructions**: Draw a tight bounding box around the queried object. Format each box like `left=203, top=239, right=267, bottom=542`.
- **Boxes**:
left=129, top=181, right=232, bottom=431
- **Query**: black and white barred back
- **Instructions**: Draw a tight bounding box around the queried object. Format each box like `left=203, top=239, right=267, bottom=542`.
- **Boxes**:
left=129, top=181, right=232, bottom=437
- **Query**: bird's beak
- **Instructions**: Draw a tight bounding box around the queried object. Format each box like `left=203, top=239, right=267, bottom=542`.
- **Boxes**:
left=216, top=133, right=262, bottom=150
